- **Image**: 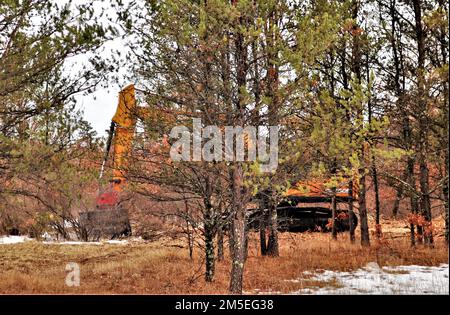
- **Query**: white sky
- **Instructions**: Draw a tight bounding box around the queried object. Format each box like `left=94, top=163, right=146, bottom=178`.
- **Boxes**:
left=62, top=0, right=135, bottom=138
left=74, top=83, right=122, bottom=138
left=71, top=38, right=133, bottom=138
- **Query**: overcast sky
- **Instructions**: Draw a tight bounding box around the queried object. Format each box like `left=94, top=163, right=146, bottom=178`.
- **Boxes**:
left=74, top=83, right=123, bottom=138
left=64, top=0, right=135, bottom=138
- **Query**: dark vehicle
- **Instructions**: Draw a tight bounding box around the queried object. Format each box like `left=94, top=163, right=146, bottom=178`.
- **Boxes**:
left=249, top=181, right=359, bottom=233
left=248, top=205, right=357, bottom=233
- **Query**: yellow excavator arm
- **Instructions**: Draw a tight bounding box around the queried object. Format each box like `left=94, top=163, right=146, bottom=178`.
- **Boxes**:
left=99, top=84, right=189, bottom=193
left=99, top=84, right=137, bottom=192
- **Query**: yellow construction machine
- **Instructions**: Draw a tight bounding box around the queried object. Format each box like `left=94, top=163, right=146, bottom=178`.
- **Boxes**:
left=80, top=85, right=357, bottom=238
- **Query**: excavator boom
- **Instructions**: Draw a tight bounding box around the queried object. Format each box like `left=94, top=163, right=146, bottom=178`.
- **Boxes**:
left=110, top=84, right=137, bottom=191
left=80, top=85, right=137, bottom=240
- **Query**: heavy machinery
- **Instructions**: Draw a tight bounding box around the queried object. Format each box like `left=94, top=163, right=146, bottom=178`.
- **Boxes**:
left=79, top=84, right=185, bottom=239
left=249, top=179, right=358, bottom=232
left=79, top=84, right=137, bottom=239
left=80, top=84, right=357, bottom=239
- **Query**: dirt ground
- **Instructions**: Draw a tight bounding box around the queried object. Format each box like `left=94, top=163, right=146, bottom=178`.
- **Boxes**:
left=0, top=217, right=447, bottom=294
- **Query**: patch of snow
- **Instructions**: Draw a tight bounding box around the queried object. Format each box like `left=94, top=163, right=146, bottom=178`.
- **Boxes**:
left=105, top=239, right=128, bottom=244
left=244, top=289, right=283, bottom=295
left=41, top=232, right=55, bottom=241
left=0, top=235, right=32, bottom=244
left=43, top=241, right=102, bottom=245
left=63, top=220, right=73, bottom=228
left=365, top=261, right=381, bottom=271
left=42, top=239, right=129, bottom=245
left=1, top=235, right=135, bottom=246
left=291, top=262, right=449, bottom=295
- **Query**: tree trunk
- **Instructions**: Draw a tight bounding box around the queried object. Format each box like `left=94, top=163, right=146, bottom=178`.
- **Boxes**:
left=184, top=200, right=194, bottom=259
left=203, top=181, right=216, bottom=282
left=244, top=224, right=249, bottom=262
left=443, top=162, right=449, bottom=245
left=264, top=3, right=280, bottom=257
left=229, top=165, right=246, bottom=294
left=266, top=196, right=279, bottom=256
left=372, top=159, right=381, bottom=238
left=259, top=199, right=267, bottom=255
left=204, top=223, right=215, bottom=282
left=217, top=225, right=224, bottom=261
left=439, top=0, right=449, bottom=245
left=413, top=0, right=433, bottom=246
left=229, top=3, right=248, bottom=292
left=331, top=191, right=337, bottom=240
left=392, top=183, right=403, bottom=218
left=407, top=158, right=419, bottom=246
left=348, top=180, right=356, bottom=243
left=228, top=227, right=234, bottom=258
left=442, top=80, right=449, bottom=245
left=259, top=224, right=267, bottom=255
left=419, top=160, right=433, bottom=245
left=351, top=0, right=369, bottom=247
left=359, top=161, right=370, bottom=247
left=187, top=225, right=194, bottom=260
left=368, top=75, right=381, bottom=238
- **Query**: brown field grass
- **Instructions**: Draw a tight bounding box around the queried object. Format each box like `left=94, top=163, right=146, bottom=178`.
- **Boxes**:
left=0, top=218, right=448, bottom=294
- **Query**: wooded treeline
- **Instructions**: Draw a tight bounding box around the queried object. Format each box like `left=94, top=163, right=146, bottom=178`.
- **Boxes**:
left=0, top=0, right=448, bottom=294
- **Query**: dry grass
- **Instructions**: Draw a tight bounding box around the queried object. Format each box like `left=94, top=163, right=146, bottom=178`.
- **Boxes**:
left=0, top=218, right=447, bottom=294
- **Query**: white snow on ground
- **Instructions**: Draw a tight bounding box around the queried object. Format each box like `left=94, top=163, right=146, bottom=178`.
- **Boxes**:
left=105, top=239, right=128, bottom=244
left=243, top=289, right=283, bottom=295
left=0, top=235, right=132, bottom=245
left=0, top=235, right=32, bottom=244
left=42, top=241, right=101, bottom=245
left=42, top=239, right=130, bottom=245
left=290, top=262, right=449, bottom=295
